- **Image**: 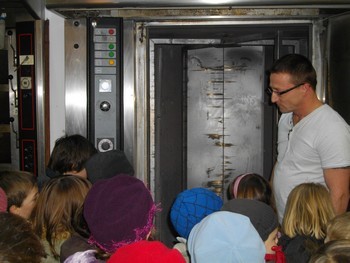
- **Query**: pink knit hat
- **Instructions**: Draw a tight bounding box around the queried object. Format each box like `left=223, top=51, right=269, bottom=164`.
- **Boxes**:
left=107, top=241, right=186, bottom=263
left=83, top=174, right=159, bottom=254
left=0, top=187, right=7, bottom=212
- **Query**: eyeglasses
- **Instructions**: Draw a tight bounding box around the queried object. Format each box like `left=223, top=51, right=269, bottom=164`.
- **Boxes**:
left=266, top=83, right=305, bottom=96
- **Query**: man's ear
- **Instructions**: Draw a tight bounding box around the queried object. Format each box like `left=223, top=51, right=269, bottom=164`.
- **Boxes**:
left=303, top=83, right=313, bottom=92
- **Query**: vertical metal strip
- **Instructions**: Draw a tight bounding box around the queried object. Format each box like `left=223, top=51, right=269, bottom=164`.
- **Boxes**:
left=34, top=20, right=46, bottom=177
left=64, top=19, right=87, bottom=137
left=123, top=20, right=135, bottom=165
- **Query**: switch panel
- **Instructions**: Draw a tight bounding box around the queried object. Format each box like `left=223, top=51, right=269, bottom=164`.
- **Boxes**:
left=16, top=21, right=38, bottom=175
left=89, top=18, right=123, bottom=152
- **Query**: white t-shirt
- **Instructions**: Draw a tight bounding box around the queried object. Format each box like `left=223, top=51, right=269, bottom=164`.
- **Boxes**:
left=273, top=104, right=350, bottom=223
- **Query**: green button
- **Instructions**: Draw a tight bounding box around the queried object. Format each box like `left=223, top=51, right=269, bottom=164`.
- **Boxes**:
left=109, top=43, right=115, bottom=49
left=109, top=51, right=114, bottom=57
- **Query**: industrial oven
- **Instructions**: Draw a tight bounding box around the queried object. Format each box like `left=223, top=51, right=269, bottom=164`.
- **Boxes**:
left=1, top=0, right=350, bottom=245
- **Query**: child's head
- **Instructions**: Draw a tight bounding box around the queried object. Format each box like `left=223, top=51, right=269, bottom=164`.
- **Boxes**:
left=309, top=239, right=350, bottom=263
left=188, top=211, right=266, bottom=263
left=282, top=183, right=335, bottom=240
left=83, top=174, right=159, bottom=254
left=107, top=241, right=186, bottom=263
left=47, top=134, right=97, bottom=178
left=228, top=173, right=274, bottom=207
left=325, top=212, right=350, bottom=243
left=32, top=175, right=92, bottom=258
left=0, top=212, right=46, bottom=263
left=0, top=170, right=38, bottom=219
left=221, top=198, right=279, bottom=254
left=170, top=187, right=223, bottom=239
left=85, top=149, right=134, bottom=184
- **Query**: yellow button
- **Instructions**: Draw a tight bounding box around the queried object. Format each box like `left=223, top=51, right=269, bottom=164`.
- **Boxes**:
left=109, top=59, right=115, bottom=65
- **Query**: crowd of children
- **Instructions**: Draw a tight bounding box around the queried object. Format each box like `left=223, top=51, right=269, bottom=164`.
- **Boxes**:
left=0, top=133, right=349, bottom=262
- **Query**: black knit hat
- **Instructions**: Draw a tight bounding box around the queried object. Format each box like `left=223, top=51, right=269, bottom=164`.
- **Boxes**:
left=221, top=199, right=278, bottom=241
left=85, top=149, right=134, bottom=184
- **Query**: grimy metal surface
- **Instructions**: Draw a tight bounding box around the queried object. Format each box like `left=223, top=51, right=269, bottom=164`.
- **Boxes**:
left=46, top=0, right=350, bottom=9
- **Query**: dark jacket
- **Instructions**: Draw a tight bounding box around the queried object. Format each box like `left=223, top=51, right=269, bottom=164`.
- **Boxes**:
left=278, top=234, right=323, bottom=263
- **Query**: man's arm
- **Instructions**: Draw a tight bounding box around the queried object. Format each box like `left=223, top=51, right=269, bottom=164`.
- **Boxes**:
left=324, top=168, right=350, bottom=215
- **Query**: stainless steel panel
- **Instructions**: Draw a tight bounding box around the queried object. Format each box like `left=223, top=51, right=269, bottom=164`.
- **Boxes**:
left=134, top=22, right=148, bottom=181
left=35, top=20, right=46, bottom=177
left=65, top=19, right=87, bottom=136
left=123, top=20, right=135, bottom=166
left=187, top=46, right=264, bottom=193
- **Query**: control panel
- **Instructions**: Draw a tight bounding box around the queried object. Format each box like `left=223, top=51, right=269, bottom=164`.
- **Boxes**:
left=16, top=21, right=37, bottom=174
left=88, top=18, right=122, bottom=152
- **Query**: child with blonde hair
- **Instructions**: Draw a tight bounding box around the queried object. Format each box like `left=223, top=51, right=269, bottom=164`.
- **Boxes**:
left=309, top=239, right=350, bottom=263
left=280, top=183, right=335, bottom=263
left=324, top=211, right=350, bottom=243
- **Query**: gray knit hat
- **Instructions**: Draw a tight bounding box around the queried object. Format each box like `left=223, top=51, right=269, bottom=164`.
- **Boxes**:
left=221, top=199, right=278, bottom=241
left=85, top=149, right=134, bottom=184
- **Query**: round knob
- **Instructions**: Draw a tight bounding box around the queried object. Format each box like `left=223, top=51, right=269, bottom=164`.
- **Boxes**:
left=101, top=141, right=110, bottom=151
left=97, top=139, right=114, bottom=152
left=100, top=101, right=111, bottom=112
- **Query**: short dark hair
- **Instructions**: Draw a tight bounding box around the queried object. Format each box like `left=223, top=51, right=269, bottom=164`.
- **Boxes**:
left=269, top=54, right=317, bottom=90
left=48, top=134, right=97, bottom=174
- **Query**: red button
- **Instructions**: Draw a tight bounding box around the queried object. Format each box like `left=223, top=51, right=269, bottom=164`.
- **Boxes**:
left=109, top=29, right=115, bottom=35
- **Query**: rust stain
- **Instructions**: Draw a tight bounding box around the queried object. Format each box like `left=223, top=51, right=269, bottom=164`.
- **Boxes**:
left=215, top=142, right=234, bottom=147
left=206, top=133, right=223, bottom=140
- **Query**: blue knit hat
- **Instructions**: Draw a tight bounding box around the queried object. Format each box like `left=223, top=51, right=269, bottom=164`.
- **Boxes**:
left=170, top=188, right=223, bottom=239
left=188, top=211, right=266, bottom=263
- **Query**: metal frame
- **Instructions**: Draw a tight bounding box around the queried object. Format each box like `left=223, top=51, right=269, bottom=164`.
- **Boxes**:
left=35, top=20, right=46, bottom=177
left=132, top=18, right=324, bottom=188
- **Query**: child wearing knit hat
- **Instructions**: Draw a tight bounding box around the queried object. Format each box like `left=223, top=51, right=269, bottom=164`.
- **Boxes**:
left=63, top=174, right=169, bottom=262
left=85, top=149, right=134, bottom=184
left=188, top=211, right=266, bottom=263
left=107, top=240, right=186, bottom=263
left=221, top=198, right=286, bottom=263
left=170, top=188, right=223, bottom=262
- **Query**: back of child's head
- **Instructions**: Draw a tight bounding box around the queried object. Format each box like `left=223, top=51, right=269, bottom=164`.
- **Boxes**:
left=47, top=134, right=97, bottom=175
left=325, top=212, right=350, bottom=243
left=32, top=175, right=92, bottom=258
left=188, top=211, right=266, bottom=263
left=282, top=183, right=335, bottom=240
left=0, top=170, right=37, bottom=212
left=85, top=149, right=134, bottom=184
left=170, top=187, right=223, bottom=239
left=221, top=198, right=278, bottom=242
left=228, top=173, right=274, bottom=207
left=309, top=239, right=350, bottom=263
left=0, top=212, right=46, bottom=263
left=83, top=174, right=159, bottom=254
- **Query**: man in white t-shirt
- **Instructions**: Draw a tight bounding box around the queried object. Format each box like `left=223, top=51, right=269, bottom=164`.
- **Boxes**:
left=268, top=54, right=350, bottom=223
